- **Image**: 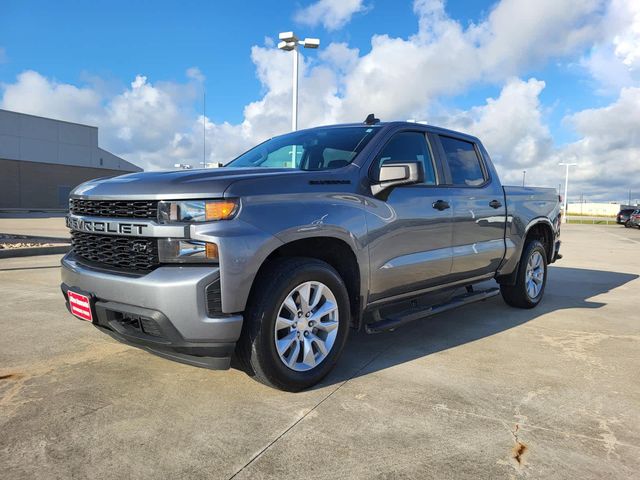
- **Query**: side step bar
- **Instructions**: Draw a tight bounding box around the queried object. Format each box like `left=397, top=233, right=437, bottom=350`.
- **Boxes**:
left=365, top=287, right=500, bottom=334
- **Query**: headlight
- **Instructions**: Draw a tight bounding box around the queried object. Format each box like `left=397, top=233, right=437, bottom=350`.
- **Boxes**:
left=158, top=199, right=239, bottom=223
left=158, top=239, right=219, bottom=263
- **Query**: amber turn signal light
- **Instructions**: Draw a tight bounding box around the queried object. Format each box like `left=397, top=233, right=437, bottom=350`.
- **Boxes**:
left=205, top=200, right=238, bottom=221
left=205, top=242, right=219, bottom=259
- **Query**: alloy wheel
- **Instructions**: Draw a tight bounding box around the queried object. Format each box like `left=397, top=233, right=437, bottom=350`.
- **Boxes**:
left=525, top=251, right=544, bottom=299
left=273, top=281, right=339, bottom=372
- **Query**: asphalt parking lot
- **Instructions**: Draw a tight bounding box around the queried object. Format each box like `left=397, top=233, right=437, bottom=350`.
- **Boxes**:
left=1, top=224, right=639, bottom=479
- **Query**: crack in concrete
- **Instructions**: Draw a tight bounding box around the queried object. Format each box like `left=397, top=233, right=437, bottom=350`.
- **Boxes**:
left=578, top=405, right=622, bottom=460
left=227, top=341, right=397, bottom=480
left=598, top=418, right=620, bottom=460
left=503, top=387, right=552, bottom=473
left=510, top=423, right=528, bottom=469
left=432, top=404, right=640, bottom=451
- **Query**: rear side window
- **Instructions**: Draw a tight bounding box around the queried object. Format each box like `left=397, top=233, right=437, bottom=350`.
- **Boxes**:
left=440, top=136, right=486, bottom=186
left=375, top=132, right=436, bottom=185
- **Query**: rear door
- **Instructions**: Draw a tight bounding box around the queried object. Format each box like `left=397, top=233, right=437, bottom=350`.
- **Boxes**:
left=366, top=130, right=454, bottom=302
left=434, top=134, right=507, bottom=280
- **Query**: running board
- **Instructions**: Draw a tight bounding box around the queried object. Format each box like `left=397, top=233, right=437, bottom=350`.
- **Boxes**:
left=365, top=287, right=500, bottom=334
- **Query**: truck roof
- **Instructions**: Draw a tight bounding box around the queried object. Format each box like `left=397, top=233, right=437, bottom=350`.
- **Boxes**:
left=301, top=121, right=482, bottom=144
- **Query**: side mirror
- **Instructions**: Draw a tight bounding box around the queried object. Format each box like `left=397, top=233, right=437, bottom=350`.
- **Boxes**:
left=371, top=161, right=423, bottom=195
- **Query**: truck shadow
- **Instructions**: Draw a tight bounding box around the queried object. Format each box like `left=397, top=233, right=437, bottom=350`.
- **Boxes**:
left=315, top=266, right=639, bottom=389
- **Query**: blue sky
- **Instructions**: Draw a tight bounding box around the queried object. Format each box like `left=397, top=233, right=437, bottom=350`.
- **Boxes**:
left=1, top=0, right=601, bottom=138
left=1, top=0, right=639, bottom=200
left=1, top=1, right=501, bottom=120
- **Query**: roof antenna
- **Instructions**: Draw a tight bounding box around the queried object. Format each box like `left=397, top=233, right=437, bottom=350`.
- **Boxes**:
left=364, top=113, right=380, bottom=125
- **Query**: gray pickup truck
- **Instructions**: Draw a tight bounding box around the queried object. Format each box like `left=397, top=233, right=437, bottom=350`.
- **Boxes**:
left=61, top=119, right=561, bottom=391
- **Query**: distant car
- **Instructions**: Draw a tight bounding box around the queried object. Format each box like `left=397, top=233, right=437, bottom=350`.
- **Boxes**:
left=629, top=210, right=640, bottom=228
left=617, top=208, right=636, bottom=227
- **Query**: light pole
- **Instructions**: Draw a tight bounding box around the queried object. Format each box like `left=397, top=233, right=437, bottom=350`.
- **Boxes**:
left=278, top=32, right=320, bottom=132
left=522, top=170, right=526, bottom=187
left=559, top=162, right=577, bottom=223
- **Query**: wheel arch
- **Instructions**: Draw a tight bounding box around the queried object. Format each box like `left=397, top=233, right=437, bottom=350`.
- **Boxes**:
left=249, top=235, right=365, bottom=329
left=524, top=219, right=555, bottom=264
left=497, top=217, right=555, bottom=286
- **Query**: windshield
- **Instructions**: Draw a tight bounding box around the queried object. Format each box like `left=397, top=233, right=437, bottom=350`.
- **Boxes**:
left=226, top=126, right=380, bottom=170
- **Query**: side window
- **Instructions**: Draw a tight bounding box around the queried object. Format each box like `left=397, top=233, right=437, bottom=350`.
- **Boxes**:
left=439, top=136, right=486, bottom=186
left=375, top=132, right=436, bottom=185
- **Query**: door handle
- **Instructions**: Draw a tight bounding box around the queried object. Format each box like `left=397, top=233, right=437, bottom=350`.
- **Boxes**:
left=432, top=200, right=450, bottom=211
left=489, top=199, right=502, bottom=209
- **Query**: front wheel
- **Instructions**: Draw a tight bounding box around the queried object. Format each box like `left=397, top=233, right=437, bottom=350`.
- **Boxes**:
left=500, top=240, right=547, bottom=309
left=236, top=258, right=350, bottom=391
left=624, top=221, right=631, bottom=228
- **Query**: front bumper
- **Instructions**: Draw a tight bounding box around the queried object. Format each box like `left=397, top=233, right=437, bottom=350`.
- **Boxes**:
left=60, top=252, right=243, bottom=369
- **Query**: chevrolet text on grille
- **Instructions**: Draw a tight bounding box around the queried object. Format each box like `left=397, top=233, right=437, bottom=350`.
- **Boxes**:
left=66, top=216, right=148, bottom=235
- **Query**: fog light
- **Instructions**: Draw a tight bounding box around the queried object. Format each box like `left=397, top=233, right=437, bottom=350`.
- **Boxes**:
left=158, top=239, right=219, bottom=263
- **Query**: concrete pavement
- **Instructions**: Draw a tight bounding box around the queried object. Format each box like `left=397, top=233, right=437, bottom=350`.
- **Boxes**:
left=1, top=225, right=639, bottom=479
left=0, top=213, right=69, bottom=239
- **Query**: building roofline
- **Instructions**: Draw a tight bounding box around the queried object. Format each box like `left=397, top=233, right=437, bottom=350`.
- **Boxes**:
left=0, top=108, right=98, bottom=129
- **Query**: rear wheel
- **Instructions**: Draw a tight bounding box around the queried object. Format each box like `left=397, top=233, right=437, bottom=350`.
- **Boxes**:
left=500, top=240, right=547, bottom=309
left=236, top=258, right=350, bottom=391
left=625, top=221, right=631, bottom=228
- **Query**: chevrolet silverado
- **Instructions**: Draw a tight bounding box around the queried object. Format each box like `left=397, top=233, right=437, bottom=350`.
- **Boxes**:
left=61, top=119, right=561, bottom=391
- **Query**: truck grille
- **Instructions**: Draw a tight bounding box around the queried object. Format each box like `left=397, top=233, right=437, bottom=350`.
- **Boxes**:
left=113, top=312, right=165, bottom=338
left=69, top=199, right=158, bottom=219
left=71, top=231, right=159, bottom=272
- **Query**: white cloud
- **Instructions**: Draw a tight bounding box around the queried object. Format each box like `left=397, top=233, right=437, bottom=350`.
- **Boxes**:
left=557, top=86, right=640, bottom=199
left=294, top=0, right=368, bottom=31
left=0, top=70, right=210, bottom=170
left=581, top=0, right=640, bottom=93
left=319, top=42, right=360, bottom=75
left=185, top=67, right=205, bottom=83
left=334, top=0, right=605, bottom=121
left=441, top=78, right=554, bottom=185
left=437, top=78, right=640, bottom=200
left=1, top=70, right=102, bottom=123
left=611, top=0, right=640, bottom=69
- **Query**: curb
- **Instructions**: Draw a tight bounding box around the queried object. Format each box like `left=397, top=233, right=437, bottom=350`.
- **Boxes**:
left=0, top=233, right=70, bottom=242
left=0, top=245, right=71, bottom=259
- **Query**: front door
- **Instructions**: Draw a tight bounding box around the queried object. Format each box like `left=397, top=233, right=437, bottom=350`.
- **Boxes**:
left=366, top=131, right=454, bottom=302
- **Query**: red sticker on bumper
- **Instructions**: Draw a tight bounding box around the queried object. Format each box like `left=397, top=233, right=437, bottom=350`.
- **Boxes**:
left=68, top=291, right=93, bottom=322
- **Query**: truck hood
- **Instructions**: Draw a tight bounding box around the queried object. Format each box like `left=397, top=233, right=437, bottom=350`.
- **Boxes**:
left=71, top=167, right=301, bottom=200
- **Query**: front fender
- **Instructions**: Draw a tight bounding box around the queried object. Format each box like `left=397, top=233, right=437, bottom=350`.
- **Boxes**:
left=190, top=193, right=372, bottom=314
left=234, top=193, right=371, bottom=306
left=190, top=219, right=284, bottom=313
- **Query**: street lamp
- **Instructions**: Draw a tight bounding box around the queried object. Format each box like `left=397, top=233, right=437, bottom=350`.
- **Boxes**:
left=559, top=162, right=577, bottom=223
left=278, top=31, right=320, bottom=132
left=522, top=170, right=526, bottom=187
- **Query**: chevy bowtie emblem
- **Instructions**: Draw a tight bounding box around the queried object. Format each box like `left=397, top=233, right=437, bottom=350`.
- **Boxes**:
left=131, top=242, right=148, bottom=253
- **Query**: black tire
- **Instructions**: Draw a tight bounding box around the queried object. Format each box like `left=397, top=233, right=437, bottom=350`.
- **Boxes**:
left=624, top=221, right=631, bottom=228
left=500, top=240, right=548, bottom=309
left=236, top=257, right=350, bottom=391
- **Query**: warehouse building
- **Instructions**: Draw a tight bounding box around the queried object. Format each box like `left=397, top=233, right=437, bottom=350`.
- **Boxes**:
left=0, top=109, right=141, bottom=210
